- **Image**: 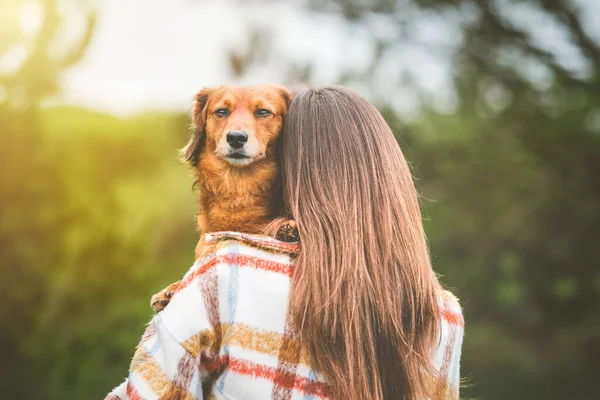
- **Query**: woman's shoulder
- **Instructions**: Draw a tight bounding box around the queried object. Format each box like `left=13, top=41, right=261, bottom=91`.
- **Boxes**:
left=438, top=289, right=464, bottom=328
left=181, top=231, right=300, bottom=284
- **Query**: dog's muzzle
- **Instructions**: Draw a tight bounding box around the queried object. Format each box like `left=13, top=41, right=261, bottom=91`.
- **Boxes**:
left=226, top=130, right=248, bottom=149
left=219, top=129, right=259, bottom=166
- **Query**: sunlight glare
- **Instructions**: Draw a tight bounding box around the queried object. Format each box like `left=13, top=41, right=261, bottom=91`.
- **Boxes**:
left=0, top=44, right=28, bottom=74
left=20, top=1, right=42, bottom=37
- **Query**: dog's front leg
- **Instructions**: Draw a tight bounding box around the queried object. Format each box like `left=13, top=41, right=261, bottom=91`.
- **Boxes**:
left=150, top=280, right=181, bottom=313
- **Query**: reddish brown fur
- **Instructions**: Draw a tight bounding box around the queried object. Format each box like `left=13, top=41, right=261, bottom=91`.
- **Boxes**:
left=186, top=85, right=291, bottom=236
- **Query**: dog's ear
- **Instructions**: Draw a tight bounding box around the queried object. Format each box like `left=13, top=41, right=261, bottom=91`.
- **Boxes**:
left=192, top=88, right=212, bottom=128
left=181, top=127, right=204, bottom=167
left=182, top=88, right=213, bottom=167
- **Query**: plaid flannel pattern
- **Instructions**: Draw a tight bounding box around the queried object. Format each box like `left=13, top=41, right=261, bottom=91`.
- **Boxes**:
left=106, top=232, right=464, bottom=400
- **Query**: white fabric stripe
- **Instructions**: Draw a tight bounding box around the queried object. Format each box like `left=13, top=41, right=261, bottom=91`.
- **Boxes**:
left=218, top=370, right=276, bottom=400
left=232, top=267, right=290, bottom=332
left=449, top=324, right=464, bottom=392
left=159, top=274, right=213, bottom=344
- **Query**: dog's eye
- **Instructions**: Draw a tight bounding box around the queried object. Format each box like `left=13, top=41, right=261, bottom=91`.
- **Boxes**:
left=214, top=108, right=229, bottom=117
left=255, top=109, right=272, bottom=117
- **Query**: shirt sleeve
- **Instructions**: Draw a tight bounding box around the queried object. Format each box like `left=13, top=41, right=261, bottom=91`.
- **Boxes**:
left=104, top=316, right=203, bottom=399
left=106, top=255, right=222, bottom=400
left=105, top=379, right=127, bottom=400
left=447, top=316, right=464, bottom=398
left=128, top=317, right=204, bottom=399
left=433, top=290, right=465, bottom=399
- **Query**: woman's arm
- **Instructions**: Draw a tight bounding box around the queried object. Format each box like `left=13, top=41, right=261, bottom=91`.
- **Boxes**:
left=134, top=317, right=204, bottom=399
left=105, top=314, right=208, bottom=400
left=105, top=254, right=221, bottom=400
left=447, top=315, right=464, bottom=398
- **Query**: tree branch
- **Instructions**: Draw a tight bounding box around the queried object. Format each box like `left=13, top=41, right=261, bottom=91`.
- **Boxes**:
left=537, top=0, right=600, bottom=68
left=60, top=11, right=97, bottom=69
left=476, top=0, right=587, bottom=87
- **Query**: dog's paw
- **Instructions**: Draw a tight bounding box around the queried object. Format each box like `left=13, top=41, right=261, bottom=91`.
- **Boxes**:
left=276, top=220, right=299, bottom=242
left=150, top=280, right=181, bottom=313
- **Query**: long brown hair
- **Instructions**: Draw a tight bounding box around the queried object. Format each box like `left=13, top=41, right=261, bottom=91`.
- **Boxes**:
left=278, top=86, right=442, bottom=399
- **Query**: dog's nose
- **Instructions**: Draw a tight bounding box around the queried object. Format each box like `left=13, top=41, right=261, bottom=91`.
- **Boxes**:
left=226, top=130, right=248, bottom=149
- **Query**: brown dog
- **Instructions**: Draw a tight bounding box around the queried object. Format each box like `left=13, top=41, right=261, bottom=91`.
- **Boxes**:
left=151, top=85, right=293, bottom=311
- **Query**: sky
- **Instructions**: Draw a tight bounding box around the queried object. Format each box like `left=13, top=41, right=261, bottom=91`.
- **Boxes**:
left=3, top=0, right=598, bottom=116
left=57, top=0, right=459, bottom=116
left=59, top=0, right=369, bottom=115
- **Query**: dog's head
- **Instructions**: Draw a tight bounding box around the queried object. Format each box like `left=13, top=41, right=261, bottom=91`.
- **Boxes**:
left=182, top=85, right=291, bottom=168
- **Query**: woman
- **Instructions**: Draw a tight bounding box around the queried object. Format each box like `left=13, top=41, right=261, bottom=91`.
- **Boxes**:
left=107, top=86, right=463, bottom=400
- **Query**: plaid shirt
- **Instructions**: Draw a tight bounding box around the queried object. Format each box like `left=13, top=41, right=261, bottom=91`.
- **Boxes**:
left=106, top=232, right=464, bottom=400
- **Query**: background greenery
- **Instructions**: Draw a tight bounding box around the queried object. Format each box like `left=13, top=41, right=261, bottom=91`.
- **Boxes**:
left=1, top=1, right=598, bottom=399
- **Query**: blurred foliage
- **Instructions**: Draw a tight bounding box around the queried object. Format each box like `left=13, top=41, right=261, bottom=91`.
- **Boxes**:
left=0, top=0, right=95, bottom=110
left=1, top=0, right=599, bottom=399
left=0, top=107, right=198, bottom=399
left=0, top=1, right=198, bottom=398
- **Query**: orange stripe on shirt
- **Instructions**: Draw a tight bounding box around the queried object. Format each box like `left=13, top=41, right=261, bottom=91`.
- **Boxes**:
left=179, top=254, right=294, bottom=292
left=441, top=309, right=464, bottom=327
left=126, top=382, right=142, bottom=400
left=204, top=357, right=332, bottom=397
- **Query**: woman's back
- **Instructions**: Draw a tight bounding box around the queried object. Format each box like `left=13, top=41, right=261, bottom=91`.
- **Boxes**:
left=108, top=232, right=463, bottom=400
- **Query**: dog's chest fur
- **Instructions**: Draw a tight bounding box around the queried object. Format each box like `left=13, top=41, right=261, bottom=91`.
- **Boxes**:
left=196, top=152, right=280, bottom=234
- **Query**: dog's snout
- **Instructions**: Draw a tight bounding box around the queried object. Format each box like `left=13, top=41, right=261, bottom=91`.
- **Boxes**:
left=226, top=130, right=248, bottom=149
